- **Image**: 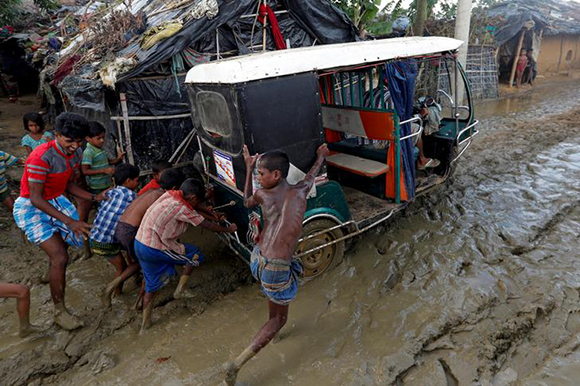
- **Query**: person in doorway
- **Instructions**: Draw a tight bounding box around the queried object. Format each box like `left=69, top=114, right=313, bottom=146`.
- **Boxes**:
left=89, top=163, right=140, bottom=307
left=222, top=144, right=328, bottom=386
left=525, top=49, right=538, bottom=85
left=13, top=112, right=109, bottom=330
left=21, top=112, right=53, bottom=155
left=516, top=49, right=528, bottom=88
left=0, top=283, right=44, bottom=337
left=415, top=97, right=442, bottom=170
left=134, top=178, right=237, bottom=333
left=138, top=160, right=172, bottom=196
left=0, top=150, right=23, bottom=212
left=78, top=121, right=125, bottom=223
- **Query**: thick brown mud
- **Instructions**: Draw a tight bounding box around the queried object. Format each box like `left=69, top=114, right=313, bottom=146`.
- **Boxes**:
left=2, top=79, right=580, bottom=385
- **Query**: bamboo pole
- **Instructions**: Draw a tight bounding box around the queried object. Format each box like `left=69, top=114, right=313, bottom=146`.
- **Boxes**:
left=509, top=29, right=526, bottom=88
left=119, top=93, right=135, bottom=165
left=262, top=0, right=268, bottom=51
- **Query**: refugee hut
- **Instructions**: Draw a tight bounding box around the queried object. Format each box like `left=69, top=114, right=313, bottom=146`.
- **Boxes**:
left=40, top=0, right=358, bottom=172
left=489, top=0, right=580, bottom=82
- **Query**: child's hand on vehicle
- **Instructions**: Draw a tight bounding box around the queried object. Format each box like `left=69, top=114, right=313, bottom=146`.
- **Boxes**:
left=106, top=167, right=115, bottom=175
left=227, top=223, right=238, bottom=233
left=95, top=188, right=111, bottom=201
left=317, top=143, right=329, bottom=158
left=242, top=145, right=259, bottom=169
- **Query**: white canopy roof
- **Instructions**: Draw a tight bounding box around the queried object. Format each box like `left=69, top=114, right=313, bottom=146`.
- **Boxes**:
left=185, top=36, right=463, bottom=85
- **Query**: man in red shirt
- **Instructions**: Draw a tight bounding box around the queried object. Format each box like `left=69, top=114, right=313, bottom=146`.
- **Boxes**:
left=13, top=112, right=108, bottom=330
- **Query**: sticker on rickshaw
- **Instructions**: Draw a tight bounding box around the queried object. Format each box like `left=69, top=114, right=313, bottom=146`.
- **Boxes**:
left=213, top=150, right=236, bottom=187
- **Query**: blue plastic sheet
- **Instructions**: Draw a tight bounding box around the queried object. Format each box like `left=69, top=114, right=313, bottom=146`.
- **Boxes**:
left=385, top=60, right=418, bottom=200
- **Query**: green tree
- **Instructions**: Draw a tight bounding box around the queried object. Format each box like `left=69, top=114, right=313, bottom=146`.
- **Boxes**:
left=332, top=0, right=405, bottom=36
left=0, top=0, right=59, bottom=25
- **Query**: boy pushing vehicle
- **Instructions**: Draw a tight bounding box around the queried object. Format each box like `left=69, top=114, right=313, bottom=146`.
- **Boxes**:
left=223, top=143, right=329, bottom=386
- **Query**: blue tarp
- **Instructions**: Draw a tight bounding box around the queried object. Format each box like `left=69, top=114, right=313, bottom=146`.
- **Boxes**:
left=385, top=60, right=418, bottom=200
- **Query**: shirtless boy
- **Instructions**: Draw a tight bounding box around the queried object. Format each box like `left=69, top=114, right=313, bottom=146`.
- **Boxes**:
left=223, top=143, right=329, bottom=385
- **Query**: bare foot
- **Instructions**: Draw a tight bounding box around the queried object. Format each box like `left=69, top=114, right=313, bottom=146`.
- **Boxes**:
left=54, top=309, right=83, bottom=330
left=133, top=295, right=144, bottom=311
left=223, top=361, right=239, bottom=386
left=173, top=289, right=197, bottom=299
left=102, top=277, right=122, bottom=308
left=40, top=268, right=50, bottom=284
left=19, top=324, right=44, bottom=338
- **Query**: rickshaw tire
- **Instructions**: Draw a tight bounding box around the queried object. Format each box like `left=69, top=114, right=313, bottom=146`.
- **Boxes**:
left=296, top=218, right=345, bottom=280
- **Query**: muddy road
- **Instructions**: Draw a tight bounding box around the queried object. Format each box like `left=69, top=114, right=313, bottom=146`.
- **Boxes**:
left=2, top=78, right=580, bottom=386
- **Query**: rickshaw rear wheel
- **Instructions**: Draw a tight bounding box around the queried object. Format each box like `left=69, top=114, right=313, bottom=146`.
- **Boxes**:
left=295, top=219, right=345, bottom=279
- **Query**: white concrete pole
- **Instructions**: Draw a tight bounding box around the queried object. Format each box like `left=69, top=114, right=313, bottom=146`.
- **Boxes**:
left=454, top=0, right=472, bottom=105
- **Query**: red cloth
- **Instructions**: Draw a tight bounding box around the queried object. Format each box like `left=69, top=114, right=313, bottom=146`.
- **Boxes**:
left=20, top=141, right=82, bottom=200
left=52, top=55, right=81, bottom=86
left=516, top=56, right=528, bottom=73
left=138, top=179, right=161, bottom=196
left=258, top=4, right=286, bottom=50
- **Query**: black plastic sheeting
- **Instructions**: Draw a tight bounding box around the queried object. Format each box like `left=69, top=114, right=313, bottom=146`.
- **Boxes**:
left=120, top=75, right=190, bottom=116
left=283, top=0, right=359, bottom=44
left=60, top=75, right=106, bottom=111
left=492, top=11, right=547, bottom=47
left=118, top=0, right=358, bottom=81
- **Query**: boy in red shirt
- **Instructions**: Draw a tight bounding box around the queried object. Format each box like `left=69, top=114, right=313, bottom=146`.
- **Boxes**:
left=13, top=112, right=108, bottom=330
left=138, top=160, right=171, bottom=196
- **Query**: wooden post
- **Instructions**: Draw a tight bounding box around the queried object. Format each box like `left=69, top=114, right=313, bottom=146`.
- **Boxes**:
left=262, top=0, right=268, bottom=51
left=509, top=28, right=526, bottom=88
left=119, top=93, right=135, bottom=165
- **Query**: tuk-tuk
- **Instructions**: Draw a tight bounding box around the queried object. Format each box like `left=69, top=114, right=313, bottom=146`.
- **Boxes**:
left=185, top=37, right=479, bottom=278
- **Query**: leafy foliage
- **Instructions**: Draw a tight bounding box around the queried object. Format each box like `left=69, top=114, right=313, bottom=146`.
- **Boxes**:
left=331, top=0, right=405, bottom=35
left=0, top=0, right=59, bottom=26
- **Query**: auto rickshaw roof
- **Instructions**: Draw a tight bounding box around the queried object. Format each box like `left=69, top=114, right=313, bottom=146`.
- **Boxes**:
left=185, top=36, right=463, bottom=85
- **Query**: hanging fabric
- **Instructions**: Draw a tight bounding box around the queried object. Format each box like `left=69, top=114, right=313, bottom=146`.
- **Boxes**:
left=384, top=60, right=418, bottom=202
left=258, top=3, right=287, bottom=50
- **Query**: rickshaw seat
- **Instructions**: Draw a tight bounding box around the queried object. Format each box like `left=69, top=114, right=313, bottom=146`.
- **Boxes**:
left=326, top=153, right=389, bottom=177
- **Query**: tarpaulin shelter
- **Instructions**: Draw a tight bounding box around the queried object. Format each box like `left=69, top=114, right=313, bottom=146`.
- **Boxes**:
left=488, top=0, right=580, bottom=81
left=46, top=0, right=358, bottom=172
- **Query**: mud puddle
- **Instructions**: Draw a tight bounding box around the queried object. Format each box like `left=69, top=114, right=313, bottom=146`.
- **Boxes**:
left=3, top=80, right=580, bottom=385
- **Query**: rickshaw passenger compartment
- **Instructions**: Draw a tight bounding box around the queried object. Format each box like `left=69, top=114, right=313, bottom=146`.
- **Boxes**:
left=322, top=105, right=394, bottom=199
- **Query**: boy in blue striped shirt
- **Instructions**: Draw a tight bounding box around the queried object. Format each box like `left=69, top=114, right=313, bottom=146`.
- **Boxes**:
left=88, top=163, right=140, bottom=307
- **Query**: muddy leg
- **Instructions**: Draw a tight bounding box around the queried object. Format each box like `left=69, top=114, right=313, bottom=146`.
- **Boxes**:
left=173, top=265, right=194, bottom=299
left=102, top=257, right=141, bottom=308
left=223, top=300, right=288, bottom=385
left=107, top=253, right=127, bottom=296
left=2, top=194, right=14, bottom=212
left=0, top=283, right=44, bottom=337
left=134, top=281, right=145, bottom=311
left=39, top=234, right=83, bottom=330
left=140, top=292, right=156, bottom=334
left=82, top=239, right=92, bottom=260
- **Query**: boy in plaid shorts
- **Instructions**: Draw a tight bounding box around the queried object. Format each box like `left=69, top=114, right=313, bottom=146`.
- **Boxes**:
left=0, top=150, right=23, bottom=211
left=13, top=112, right=109, bottom=330
left=88, top=163, right=140, bottom=307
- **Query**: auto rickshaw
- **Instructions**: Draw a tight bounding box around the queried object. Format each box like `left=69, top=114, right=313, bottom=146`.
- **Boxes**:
left=185, top=36, right=479, bottom=278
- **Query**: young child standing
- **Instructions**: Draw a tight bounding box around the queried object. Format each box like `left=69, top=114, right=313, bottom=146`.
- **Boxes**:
left=78, top=121, right=125, bottom=222
left=138, top=160, right=172, bottom=196
left=0, top=283, right=44, bottom=337
left=516, top=49, right=528, bottom=88
left=21, top=112, right=53, bottom=155
left=0, top=150, right=22, bottom=211
left=223, top=143, right=328, bottom=386
left=88, top=163, right=140, bottom=307
left=134, top=178, right=237, bottom=333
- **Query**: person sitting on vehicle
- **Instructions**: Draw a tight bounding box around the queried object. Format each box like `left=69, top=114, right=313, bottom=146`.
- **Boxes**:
left=13, top=112, right=109, bottom=331
left=415, top=97, right=442, bottom=171
left=138, top=160, right=172, bottom=196
left=223, top=144, right=329, bottom=386
left=0, top=282, right=44, bottom=337
left=89, top=163, right=140, bottom=308
left=114, top=168, right=186, bottom=310
left=134, top=178, right=237, bottom=333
